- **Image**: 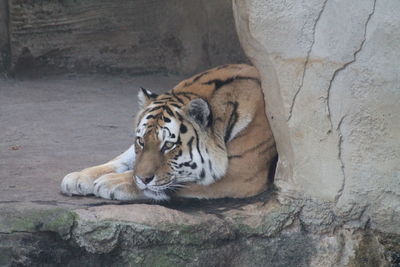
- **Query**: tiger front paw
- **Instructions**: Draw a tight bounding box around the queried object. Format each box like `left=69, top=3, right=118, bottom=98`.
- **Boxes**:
left=61, top=171, right=96, bottom=196
left=93, top=172, right=139, bottom=201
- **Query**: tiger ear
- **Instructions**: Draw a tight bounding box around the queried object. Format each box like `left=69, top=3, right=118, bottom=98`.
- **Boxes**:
left=138, top=87, right=158, bottom=107
left=186, top=98, right=213, bottom=129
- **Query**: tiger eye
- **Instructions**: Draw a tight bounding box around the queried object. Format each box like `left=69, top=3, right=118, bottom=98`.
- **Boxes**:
left=164, top=141, right=174, bottom=149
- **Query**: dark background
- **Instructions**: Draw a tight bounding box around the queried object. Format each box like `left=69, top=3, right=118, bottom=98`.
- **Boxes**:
left=0, top=0, right=247, bottom=76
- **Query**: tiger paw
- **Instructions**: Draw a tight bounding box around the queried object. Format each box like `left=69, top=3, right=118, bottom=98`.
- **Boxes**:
left=93, top=172, right=138, bottom=201
left=61, top=172, right=96, bottom=196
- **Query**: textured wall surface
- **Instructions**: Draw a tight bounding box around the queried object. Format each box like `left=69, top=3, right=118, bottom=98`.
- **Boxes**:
left=6, top=0, right=246, bottom=75
left=233, top=0, right=400, bottom=235
left=0, top=0, right=9, bottom=72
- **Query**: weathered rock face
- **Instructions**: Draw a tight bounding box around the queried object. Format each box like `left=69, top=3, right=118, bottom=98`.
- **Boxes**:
left=1, top=198, right=394, bottom=267
left=233, top=0, right=400, bottom=235
left=5, top=0, right=246, bottom=75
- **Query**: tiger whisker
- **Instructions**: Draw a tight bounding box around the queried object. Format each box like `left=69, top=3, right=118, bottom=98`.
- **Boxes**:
left=171, top=184, right=187, bottom=188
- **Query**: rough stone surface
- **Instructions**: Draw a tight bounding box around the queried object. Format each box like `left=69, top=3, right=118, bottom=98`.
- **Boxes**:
left=233, top=0, right=400, bottom=265
left=0, top=199, right=396, bottom=266
left=6, top=0, right=246, bottom=75
left=0, top=0, right=9, bottom=72
left=233, top=0, right=400, bottom=232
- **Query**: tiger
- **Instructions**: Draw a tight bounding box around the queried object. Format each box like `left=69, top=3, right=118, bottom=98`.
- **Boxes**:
left=61, top=64, right=277, bottom=201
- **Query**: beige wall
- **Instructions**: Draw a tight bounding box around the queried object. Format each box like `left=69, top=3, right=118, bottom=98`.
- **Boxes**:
left=234, top=0, right=400, bottom=235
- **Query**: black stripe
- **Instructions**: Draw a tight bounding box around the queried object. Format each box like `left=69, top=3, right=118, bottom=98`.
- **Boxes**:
left=182, top=71, right=211, bottom=88
left=228, top=140, right=271, bottom=159
left=176, top=113, right=184, bottom=122
left=180, top=94, right=192, bottom=100
left=224, top=101, right=239, bottom=143
left=158, top=97, right=174, bottom=101
left=170, top=103, right=182, bottom=109
left=179, top=123, right=187, bottom=133
left=215, top=64, right=243, bottom=70
left=203, top=76, right=261, bottom=91
left=147, top=106, right=163, bottom=113
left=175, top=92, right=202, bottom=98
left=187, top=137, right=194, bottom=160
left=258, top=142, right=277, bottom=155
left=162, top=127, right=171, bottom=137
left=208, top=159, right=213, bottom=172
left=146, top=115, right=156, bottom=120
left=179, top=161, right=197, bottom=169
left=193, top=128, right=204, bottom=163
left=206, top=100, right=213, bottom=128
left=163, top=105, right=174, bottom=117
left=200, top=169, right=205, bottom=179
left=146, top=113, right=162, bottom=120
left=193, top=71, right=210, bottom=82
left=172, top=92, right=184, bottom=104
left=146, top=106, right=175, bottom=120
left=173, top=149, right=183, bottom=160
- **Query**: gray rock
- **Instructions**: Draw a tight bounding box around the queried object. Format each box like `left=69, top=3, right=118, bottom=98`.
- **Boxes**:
left=233, top=0, right=400, bottom=236
left=233, top=0, right=400, bottom=265
left=1, top=199, right=397, bottom=266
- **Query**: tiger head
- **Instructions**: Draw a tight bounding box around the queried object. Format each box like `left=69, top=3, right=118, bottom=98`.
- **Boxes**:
left=133, top=88, right=228, bottom=200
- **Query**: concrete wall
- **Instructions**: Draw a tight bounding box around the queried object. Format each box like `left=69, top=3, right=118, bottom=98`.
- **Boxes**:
left=233, top=0, right=400, bottom=235
left=5, top=0, right=246, bottom=75
left=0, top=0, right=9, bottom=72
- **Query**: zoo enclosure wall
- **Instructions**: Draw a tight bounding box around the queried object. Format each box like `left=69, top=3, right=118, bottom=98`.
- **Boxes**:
left=0, top=0, right=247, bottom=76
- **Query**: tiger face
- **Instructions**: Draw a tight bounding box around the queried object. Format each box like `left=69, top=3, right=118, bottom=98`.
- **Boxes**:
left=133, top=88, right=227, bottom=200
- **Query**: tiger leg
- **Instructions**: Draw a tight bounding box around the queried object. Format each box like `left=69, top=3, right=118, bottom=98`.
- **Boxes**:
left=93, top=170, right=144, bottom=200
left=61, top=144, right=136, bottom=196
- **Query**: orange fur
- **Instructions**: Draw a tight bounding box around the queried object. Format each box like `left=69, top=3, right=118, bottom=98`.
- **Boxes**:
left=61, top=64, right=277, bottom=200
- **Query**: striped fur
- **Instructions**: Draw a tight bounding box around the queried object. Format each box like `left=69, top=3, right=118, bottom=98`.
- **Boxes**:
left=61, top=64, right=277, bottom=200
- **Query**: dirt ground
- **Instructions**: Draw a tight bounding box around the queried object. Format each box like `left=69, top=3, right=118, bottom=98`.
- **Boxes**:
left=0, top=73, right=183, bottom=206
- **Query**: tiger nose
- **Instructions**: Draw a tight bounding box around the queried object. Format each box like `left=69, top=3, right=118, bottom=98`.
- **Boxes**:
left=138, top=175, right=154, bottom=184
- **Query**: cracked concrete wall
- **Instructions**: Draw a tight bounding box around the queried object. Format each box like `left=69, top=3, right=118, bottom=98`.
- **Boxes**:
left=233, top=0, right=400, bottom=235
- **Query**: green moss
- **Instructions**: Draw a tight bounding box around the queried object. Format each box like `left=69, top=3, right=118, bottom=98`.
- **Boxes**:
left=377, top=232, right=400, bottom=266
left=139, top=246, right=195, bottom=267
left=232, top=204, right=297, bottom=237
left=0, top=205, right=76, bottom=239
left=349, top=232, right=388, bottom=267
left=0, top=247, right=13, bottom=266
